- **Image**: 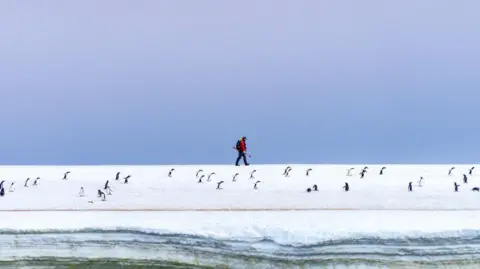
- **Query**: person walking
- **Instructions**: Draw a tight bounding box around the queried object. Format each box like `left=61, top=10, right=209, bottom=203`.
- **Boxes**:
left=235, top=136, right=250, bottom=166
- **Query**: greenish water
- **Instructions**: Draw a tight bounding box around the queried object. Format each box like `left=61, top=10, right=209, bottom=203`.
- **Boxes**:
left=2, top=258, right=480, bottom=269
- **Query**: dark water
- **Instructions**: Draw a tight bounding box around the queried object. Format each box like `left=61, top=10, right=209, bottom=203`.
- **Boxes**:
left=2, top=258, right=480, bottom=269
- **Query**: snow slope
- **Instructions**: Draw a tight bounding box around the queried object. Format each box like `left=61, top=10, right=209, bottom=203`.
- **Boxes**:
left=0, top=164, right=478, bottom=210
left=1, top=164, right=480, bottom=267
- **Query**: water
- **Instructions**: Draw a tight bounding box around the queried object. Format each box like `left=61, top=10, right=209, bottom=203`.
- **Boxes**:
left=2, top=229, right=480, bottom=268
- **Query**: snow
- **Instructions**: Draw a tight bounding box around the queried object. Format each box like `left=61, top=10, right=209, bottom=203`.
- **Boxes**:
left=0, top=164, right=478, bottom=210
left=1, top=164, right=480, bottom=264
left=2, top=211, right=480, bottom=243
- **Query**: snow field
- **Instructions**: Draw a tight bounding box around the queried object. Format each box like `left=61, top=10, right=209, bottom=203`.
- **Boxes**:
left=0, top=164, right=478, bottom=210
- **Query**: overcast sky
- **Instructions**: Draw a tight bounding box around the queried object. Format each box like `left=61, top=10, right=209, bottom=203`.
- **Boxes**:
left=0, top=1, right=479, bottom=165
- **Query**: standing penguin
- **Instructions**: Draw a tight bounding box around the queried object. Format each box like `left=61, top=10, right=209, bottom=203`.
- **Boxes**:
left=463, top=174, right=468, bottom=184
left=448, top=167, right=455, bottom=176
left=249, top=170, right=257, bottom=179
left=343, top=182, right=350, bottom=192
left=408, top=182, right=413, bottom=192
left=79, top=187, right=85, bottom=197
left=417, top=177, right=425, bottom=187
left=380, top=167, right=386, bottom=175
left=454, top=182, right=460, bottom=192
left=9, top=183, right=15, bottom=192
left=360, top=169, right=367, bottom=179
left=470, top=167, right=475, bottom=175
left=63, top=171, right=71, bottom=180
left=104, top=181, right=112, bottom=195
left=168, top=168, right=175, bottom=178
left=283, top=166, right=292, bottom=176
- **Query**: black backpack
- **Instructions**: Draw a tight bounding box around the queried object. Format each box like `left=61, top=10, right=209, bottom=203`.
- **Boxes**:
left=235, top=140, right=241, bottom=150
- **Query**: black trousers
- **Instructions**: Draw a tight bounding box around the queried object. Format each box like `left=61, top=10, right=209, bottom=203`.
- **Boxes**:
left=235, top=151, right=248, bottom=166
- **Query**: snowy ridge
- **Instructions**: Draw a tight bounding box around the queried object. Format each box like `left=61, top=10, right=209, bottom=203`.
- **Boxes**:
left=2, top=211, right=480, bottom=241
left=2, top=211, right=480, bottom=267
left=1, top=164, right=480, bottom=267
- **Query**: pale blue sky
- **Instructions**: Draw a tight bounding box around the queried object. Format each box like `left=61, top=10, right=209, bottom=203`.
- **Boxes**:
left=0, top=1, right=479, bottom=165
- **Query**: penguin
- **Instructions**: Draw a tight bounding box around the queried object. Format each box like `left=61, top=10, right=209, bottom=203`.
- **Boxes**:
left=216, top=181, right=224, bottom=190
left=312, top=184, right=318, bottom=191
left=408, top=182, right=413, bottom=192
left=9, top=183, right=15, bottom=192
left=418, top=177, right=425, bottom=187
left=207, top=172, right=216, bottom=181
left=463, top=174, right=468, bottom=184
left=343, top=182, right=350, bottom=192
left=124, top=175, right=131, bottom=184
left=168, top=168, right=175, bottom=177
left=346, top=168, right=354, bottom=176
left=104, top=181, right=112, bottom=195
left=232, top=173, right=239, bottom=182
left=0, top=180, right=5, bottom=189
left=454, top=182, right=459, bottom=192
left=196, top=169, right=203, bottom=178
left=250, top=170, right=257, bottom=179
left=0, top=187, right=4, bottom=197
left=448, top=167, right=455, bottom=176
left=283, top=166, right=292, bottom=176
left=470, top=167, right=475, bottom=175
left=285, top=167, right=292, bottom=177
left=98, top=190, right=106, bottom=201
left=472, top=187, right=479, bottom=192
left=79, top=187, right=85, bottom=197
left=380, top=167, right=386, bottom=175
left=24, top=178, right=30, bottom=187
left=197, top=175, right=205, bottom=183
left=63, top=171, right=71, bottom=180
left=254, top=181, right=261, bottom=189
left=360, top=170, right=366, bottom=179
left=115, top=172, right=121, bottom=180
left=306, top=168, right=313, bottom=176
left=33, top=177, right=40, bottom=186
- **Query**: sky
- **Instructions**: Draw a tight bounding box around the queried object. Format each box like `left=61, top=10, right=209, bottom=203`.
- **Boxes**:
left=0, top=1, right=479, bottom=165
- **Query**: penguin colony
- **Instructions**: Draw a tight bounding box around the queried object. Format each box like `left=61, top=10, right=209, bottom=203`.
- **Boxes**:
left=0, top=165, right=478, bottom=203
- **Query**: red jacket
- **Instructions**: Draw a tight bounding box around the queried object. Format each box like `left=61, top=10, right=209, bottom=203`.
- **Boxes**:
left=236, top=139, right=246, bottom=152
